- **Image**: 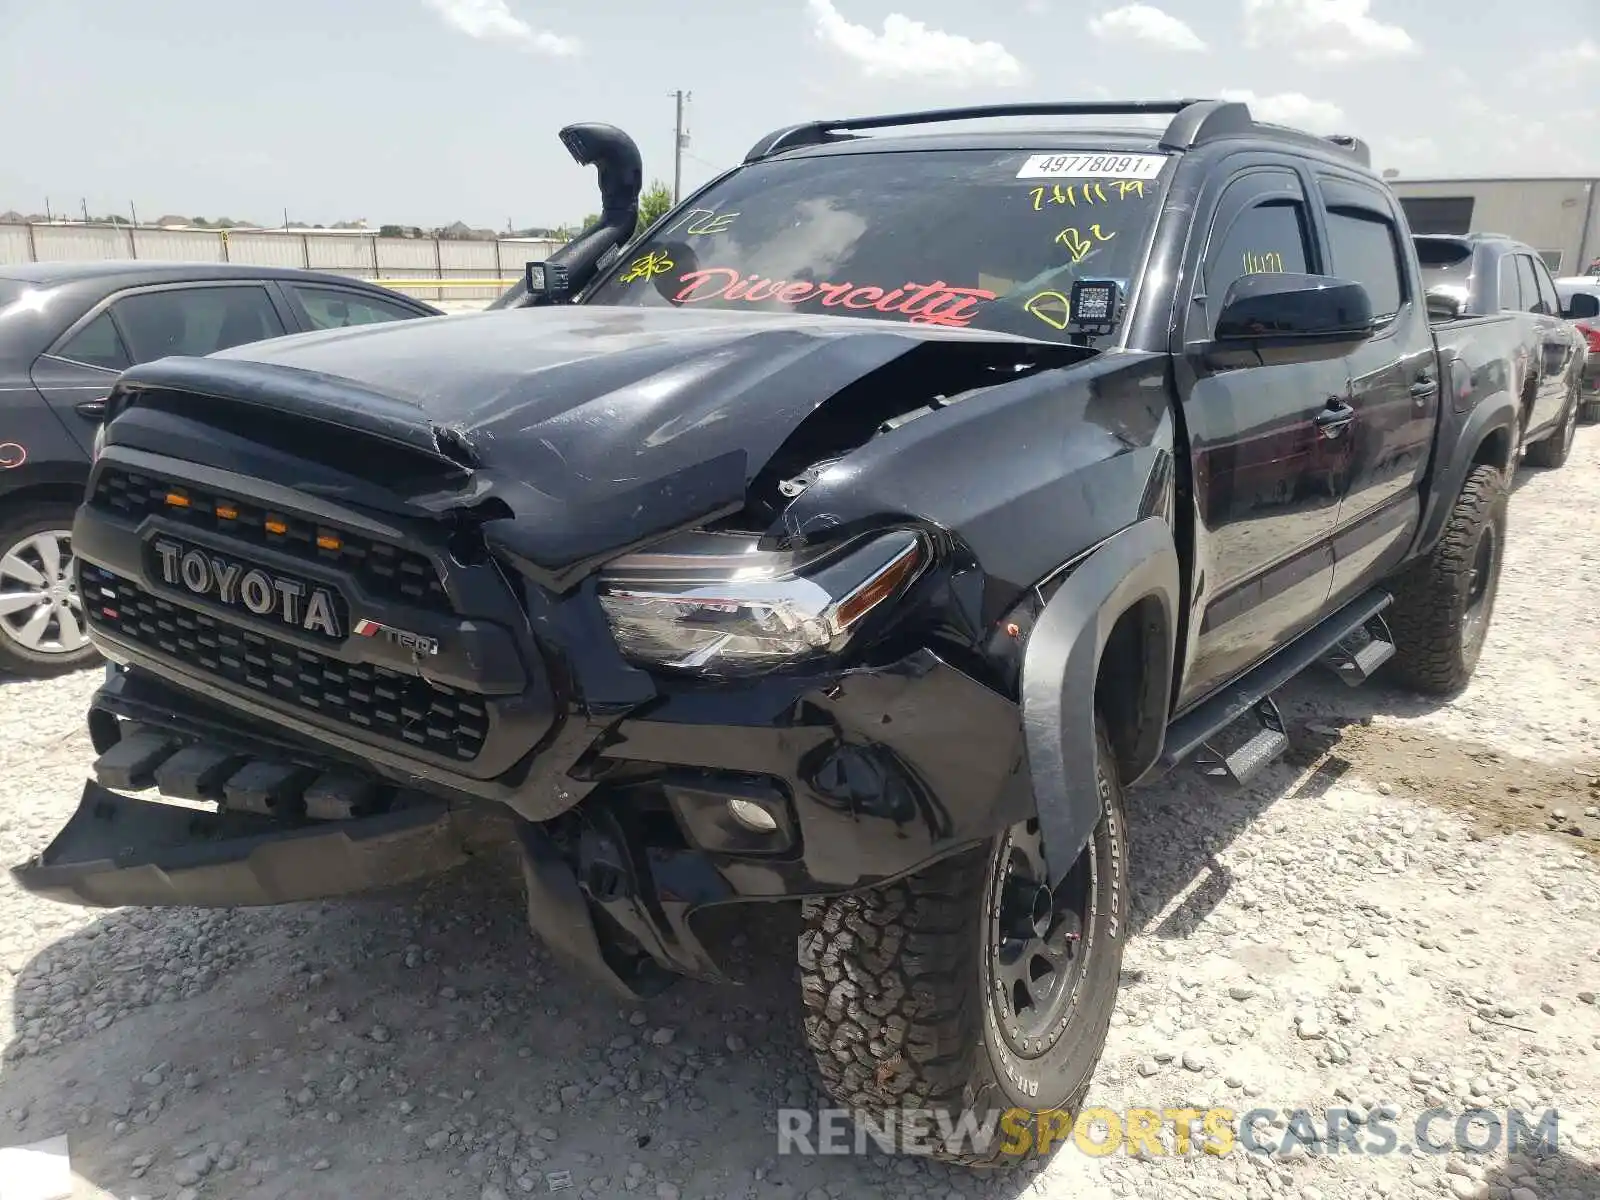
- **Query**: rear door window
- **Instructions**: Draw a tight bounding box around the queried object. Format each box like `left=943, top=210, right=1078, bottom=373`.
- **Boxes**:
left=110, top=285, right=287, bottom=362
left=1531, top=258, right=1562, bottom=317
left=1324, top=208, right=1405, bottom=322
left=53, top=312, right=133, bottom=372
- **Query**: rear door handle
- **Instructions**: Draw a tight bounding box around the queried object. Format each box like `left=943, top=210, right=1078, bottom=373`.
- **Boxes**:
left=1314, top=399, right=1356, bottom=437
left=1409, top=375, right=1437, bottom=399
left=75, top=398, right=108, bottom=420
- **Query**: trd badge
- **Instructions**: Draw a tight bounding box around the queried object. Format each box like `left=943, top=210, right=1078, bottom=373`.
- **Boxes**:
left=352, top=618, right=440, bottom=656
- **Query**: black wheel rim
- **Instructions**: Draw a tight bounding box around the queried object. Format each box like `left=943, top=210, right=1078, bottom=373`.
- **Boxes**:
left=1462, top=521, right=1498, bottom=650
left=985, top=816, right=1095, bottom=1057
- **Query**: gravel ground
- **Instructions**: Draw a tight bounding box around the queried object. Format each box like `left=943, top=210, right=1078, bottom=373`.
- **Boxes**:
left=2, top=428, right=1599, bottom=1200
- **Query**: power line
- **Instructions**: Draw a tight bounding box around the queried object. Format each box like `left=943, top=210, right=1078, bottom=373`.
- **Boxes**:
left=683, top=149, right=723, bottom=174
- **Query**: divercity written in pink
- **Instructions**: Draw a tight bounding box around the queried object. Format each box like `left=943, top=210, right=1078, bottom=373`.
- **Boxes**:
left=670, top=268, right=996, bottom=328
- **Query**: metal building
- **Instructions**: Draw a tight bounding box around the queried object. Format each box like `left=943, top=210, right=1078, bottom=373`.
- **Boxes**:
left=1386, top=176, right=1600, bottom=277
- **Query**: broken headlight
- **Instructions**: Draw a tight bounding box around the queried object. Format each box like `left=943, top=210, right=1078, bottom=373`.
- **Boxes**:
left=597, top=529, right=928, bottom=675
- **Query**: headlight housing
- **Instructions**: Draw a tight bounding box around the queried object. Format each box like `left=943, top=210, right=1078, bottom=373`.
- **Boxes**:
left=597, top=528, right=928, bottom=676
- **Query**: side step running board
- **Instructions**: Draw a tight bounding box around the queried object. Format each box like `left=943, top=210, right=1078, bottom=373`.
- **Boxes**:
left=1318, top=611, right=1396, bottom=686
left=1193, top=695, right=1289, bottom=787
left=1158, top=589, right=1394, bottom=784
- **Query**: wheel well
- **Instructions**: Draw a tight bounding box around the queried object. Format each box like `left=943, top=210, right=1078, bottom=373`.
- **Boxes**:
left=1094, top=596, right=1169, bottom=784
left=1472, top=425, right=1513, bottom=471
left=0, top=479, right=88, bottom=519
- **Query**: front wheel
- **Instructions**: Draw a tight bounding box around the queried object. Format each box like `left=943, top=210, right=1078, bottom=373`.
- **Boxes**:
left=0, top=502, right=98, bottom=679
left=1385, top=463, right=1508, bottom=695
left=797, top=717, right=1128, bottom=1168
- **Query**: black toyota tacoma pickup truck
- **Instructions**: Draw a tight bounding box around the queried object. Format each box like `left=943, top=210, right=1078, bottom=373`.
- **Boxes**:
left=16, top=100, right=1523, bottom=1166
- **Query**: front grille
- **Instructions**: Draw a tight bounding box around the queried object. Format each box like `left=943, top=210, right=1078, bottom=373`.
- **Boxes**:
left=92, top=467, right=451, bottom=614
left=84, top=565, right=487, bottom=761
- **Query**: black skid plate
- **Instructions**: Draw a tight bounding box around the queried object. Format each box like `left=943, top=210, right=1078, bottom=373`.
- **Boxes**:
left=11, top=781, right=471, bottom=908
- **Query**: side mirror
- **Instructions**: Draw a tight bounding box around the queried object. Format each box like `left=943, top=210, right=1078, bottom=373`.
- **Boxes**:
left=1562, top=292, right=1600, bottom=320
left=1214, top=273, right=1376, bottom=350
left=523, top=261, right=572, bottom=306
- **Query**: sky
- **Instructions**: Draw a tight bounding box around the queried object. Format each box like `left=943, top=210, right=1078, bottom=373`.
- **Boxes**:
left=2, top=0, right=1596, bottom=230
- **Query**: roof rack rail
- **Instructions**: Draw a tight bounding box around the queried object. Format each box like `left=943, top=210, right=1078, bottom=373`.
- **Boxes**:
left=743, top=98, right=1373, bottom=168
left=745, top=100, right=1206, bottom=162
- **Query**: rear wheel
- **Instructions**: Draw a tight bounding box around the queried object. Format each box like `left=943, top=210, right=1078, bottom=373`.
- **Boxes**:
left=798, top=717, right=1128, bottom=1168
left=1386, top=464, right=1508, bottom=695
left=0, top=502, right=97, bottom=678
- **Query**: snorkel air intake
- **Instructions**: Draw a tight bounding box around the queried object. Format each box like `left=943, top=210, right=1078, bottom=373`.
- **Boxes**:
left=543, top=122, right=643, bottom=298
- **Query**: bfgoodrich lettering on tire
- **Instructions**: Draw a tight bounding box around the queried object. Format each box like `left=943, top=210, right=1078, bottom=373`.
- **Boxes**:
left=1385, top=463, right=1508, bottom=696
left=797, top=716, right=1128, bottom=1168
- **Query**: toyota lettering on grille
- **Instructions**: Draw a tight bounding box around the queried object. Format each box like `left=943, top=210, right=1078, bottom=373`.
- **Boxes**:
left=153, top=538, right=343, bottom=639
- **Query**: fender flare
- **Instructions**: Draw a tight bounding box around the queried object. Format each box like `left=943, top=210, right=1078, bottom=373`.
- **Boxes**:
left=1020, top=517, right=1179, bottom=886
left=1414, top=391, right=1518, bottom=558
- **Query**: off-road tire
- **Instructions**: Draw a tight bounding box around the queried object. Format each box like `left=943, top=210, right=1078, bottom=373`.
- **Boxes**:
left=0, top=501, right=98, bottom=679
left=1523, top=384, right=1578, bottom=469
left=797, top=718, right=1128, bottom=1168
left=1385, top=464, right=1508, bottom=696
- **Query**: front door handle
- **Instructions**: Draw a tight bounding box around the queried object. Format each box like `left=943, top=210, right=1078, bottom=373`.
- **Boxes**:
left=75, top=398, right=108, bottom=420
left=1314, top=399, right=1356, bottom=438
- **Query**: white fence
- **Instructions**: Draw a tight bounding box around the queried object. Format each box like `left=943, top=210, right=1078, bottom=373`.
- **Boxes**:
left=0, top=223, right=567, bottom=303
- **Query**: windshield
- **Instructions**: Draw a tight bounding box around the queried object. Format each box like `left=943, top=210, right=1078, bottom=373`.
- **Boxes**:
left=582, top=148, right=1172, bottom=343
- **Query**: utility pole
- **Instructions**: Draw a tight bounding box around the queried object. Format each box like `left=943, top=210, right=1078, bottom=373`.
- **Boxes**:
left=81, top=197, right=90, bottom=224
left=671, top=89, right=691, bottom=204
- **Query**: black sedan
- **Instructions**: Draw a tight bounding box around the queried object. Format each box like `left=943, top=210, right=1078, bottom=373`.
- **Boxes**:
left=0, top=262, right=441, bottom=677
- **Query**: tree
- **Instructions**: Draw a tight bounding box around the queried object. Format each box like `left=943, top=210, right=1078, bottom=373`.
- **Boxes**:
left=636, top=180, right=673, bottom=237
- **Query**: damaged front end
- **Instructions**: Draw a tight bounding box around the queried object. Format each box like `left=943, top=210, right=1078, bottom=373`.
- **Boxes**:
left=13, top=115, right=1157, bottom=997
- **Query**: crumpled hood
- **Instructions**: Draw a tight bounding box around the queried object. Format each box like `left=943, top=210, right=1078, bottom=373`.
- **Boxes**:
left=214, top=304, right=1042, bottom=453
left=113, top=305, right=1064, bottom=584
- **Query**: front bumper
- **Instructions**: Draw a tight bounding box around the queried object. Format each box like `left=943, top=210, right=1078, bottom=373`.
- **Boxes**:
left=15, top=646, right=1031, bottom=996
